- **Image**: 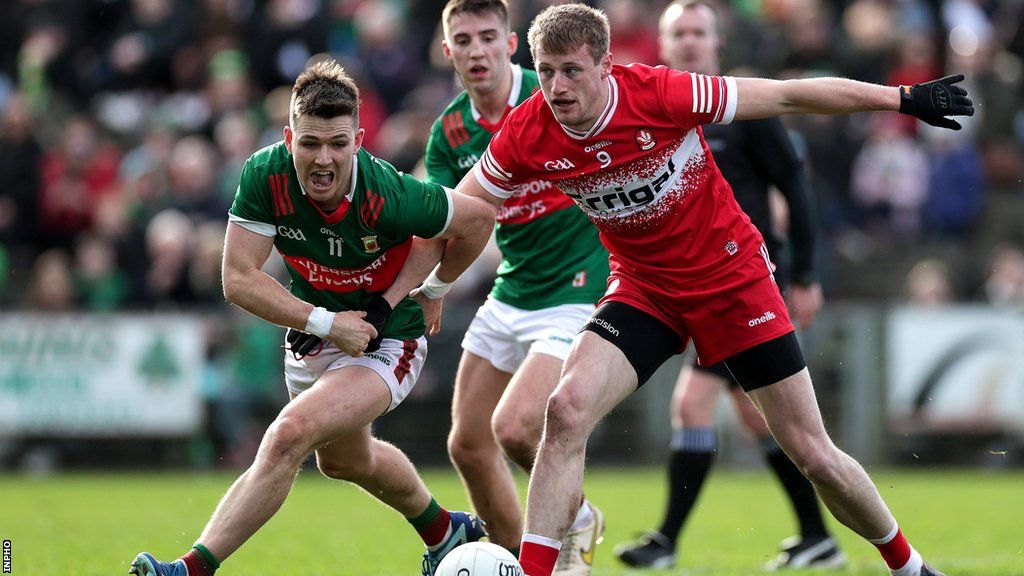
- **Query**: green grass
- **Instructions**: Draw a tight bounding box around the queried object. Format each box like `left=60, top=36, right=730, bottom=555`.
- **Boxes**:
left=1, top=468, right=1022, bottom=575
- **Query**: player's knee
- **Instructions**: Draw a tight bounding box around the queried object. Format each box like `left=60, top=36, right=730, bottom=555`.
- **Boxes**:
left=792, top=446, right=842, bottom=487
left=447, top=426, right=493, bottom=469
left=492, top=413, right=538, bottom=460
left=544, top=384, right=589, bottom=442
left=263, top=416, right=314, bottom=464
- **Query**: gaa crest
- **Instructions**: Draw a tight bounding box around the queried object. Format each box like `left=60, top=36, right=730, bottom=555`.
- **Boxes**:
left=724, top=240, right=738, bottom=255
left=634, top=128, right=656, bottom=151
left=362, top=235, right=380, bottom=253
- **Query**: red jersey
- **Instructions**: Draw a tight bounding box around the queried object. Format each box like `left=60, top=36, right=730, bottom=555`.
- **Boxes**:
left=474, top=63, right=766, bottom=292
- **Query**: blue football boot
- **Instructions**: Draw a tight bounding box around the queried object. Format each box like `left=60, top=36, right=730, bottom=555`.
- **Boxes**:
left=128, top=552, right=188, bottom=576
left=420, top=511, right=487, bottom=576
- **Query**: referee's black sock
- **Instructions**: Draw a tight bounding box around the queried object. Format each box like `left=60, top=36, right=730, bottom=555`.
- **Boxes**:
left=760, top=436, right=829, bottom=539
left=657, top=427, right=716, bottom=545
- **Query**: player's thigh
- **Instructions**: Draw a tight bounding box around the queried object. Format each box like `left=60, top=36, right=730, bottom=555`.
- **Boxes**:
left=497, top=302, right=592, bottom=429
left=747, top=367, right=832, bottom=461
left=670, top=363, right=727, bottom=428
left=494, top=351, right=563, bottom=435
left=451, top=351, right=513, bottom=440
left=279, top=365, right=392, bottom=449
left=729, top=385, right=770, bottom=437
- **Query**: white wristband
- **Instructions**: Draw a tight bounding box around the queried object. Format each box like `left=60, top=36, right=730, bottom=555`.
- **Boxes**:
left=420, top=270, right=455, bottom=299
left=305, top=306, right=335, bottom=338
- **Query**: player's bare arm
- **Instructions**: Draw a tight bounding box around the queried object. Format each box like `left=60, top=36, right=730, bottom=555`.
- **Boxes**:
left=733, top=75, right=974, bottom=129
left=222, top=222, right=376, bottom=356
left=435, top=180, right=502, bottom=282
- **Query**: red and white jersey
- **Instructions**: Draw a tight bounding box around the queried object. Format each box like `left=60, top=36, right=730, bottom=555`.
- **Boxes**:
left=474, top=63, right=766, bottom=290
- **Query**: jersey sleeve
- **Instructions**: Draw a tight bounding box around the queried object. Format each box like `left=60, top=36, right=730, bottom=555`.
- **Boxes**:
left=743, top=118, right=817, bottom=281
left=471, top=126, right=524, bottom=200
left=659, top=68, right=738, bottom=130
left=424, top=118, right=462, bottom=188
left=377, top=170, right=454, bottom=239
left=227, top=158, right=276, bottom=236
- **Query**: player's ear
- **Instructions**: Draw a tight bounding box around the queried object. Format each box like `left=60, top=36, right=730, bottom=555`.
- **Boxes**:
left=442, top=39, right=453, bottom=64
left=508, top=30, right=518, bottom=56
left=601, top=52, right=613, bottom=78
left=353, top=127, right=365, bottom=153
left=283, top=124, right=293, bottom=153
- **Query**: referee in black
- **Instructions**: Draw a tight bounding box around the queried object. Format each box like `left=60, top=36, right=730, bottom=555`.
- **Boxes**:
left=614, top=1, right=844, bottom=571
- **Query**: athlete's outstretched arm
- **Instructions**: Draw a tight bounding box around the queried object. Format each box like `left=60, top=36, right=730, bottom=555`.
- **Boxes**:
left=222, top=223, right=376, bottom=355
left=733, top=75, right=974, bottom=129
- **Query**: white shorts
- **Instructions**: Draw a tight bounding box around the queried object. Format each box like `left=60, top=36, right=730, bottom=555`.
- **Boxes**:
left=284, top=336, right=428, bottom=414
left=462, top=297, right=595, bottom=374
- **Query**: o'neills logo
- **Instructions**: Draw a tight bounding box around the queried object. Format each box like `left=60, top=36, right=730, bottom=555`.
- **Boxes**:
left=591, top=317, right=620, bottom=337
left=748, top=311, right=777, bottom=327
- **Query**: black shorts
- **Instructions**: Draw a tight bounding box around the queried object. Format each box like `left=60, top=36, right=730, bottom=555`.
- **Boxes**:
left=583, top=302, right=806, bottom=391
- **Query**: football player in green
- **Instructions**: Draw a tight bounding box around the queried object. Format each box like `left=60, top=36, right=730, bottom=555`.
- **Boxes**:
left=129, top=58, right=494, bottom=576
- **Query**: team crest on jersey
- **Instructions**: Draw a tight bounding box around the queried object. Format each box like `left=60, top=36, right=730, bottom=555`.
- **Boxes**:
left=362, top=235, right=380, bottom=253
left=634, top=129, right=656, bottom=151
left=724, top=240, right=738, bottom=255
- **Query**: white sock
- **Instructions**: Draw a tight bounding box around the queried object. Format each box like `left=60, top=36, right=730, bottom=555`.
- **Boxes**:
left=890, top=548, right=923, bottom=576
left=569, top=500, right=593, bottom=531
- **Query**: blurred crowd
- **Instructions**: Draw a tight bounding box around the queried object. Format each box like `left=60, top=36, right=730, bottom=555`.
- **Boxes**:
left=2, top=0, right=1024, bottom=312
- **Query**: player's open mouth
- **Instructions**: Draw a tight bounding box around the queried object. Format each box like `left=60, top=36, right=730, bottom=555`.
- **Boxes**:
left=469, top=65, right=488, bottom=77
left=552, top=98, right=575, bottom=110
left=310, top=170, right=334, bottom=191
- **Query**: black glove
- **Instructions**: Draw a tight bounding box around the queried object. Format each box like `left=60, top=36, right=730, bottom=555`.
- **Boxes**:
left=898, top=74, right=974, bottom=130
left=286, top=328, right=323, bottom=360
left=363, top=295, right=393, bottom=353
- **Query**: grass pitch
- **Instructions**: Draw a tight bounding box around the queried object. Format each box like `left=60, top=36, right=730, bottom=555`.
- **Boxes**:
left=1, top=468, right=1021, bottom=575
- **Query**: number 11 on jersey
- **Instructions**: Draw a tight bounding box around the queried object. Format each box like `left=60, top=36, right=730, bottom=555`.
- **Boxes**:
left=328, top=237, right=343, bottom=256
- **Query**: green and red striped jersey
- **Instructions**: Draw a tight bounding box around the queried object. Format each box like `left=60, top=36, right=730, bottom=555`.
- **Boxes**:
left=425, top=65, right=608, bottom=311
left=229, top=142, right=452, bottom=341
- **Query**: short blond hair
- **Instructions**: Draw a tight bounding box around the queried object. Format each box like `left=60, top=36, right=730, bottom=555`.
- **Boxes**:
left=527, top=3, right=610, bottom=64
left=290, top=58, right=360, bottom=126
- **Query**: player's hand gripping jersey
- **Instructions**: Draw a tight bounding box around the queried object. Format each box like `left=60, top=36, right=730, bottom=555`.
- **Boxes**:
left=229, top=143, right=452, bottom=341
left=475, top=64, right=766, bottom=297
left=425, top=65, right=608, bottom=310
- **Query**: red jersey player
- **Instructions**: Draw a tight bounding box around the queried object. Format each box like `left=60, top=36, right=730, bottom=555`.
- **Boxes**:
left=417, top=4, right=973, bottom=576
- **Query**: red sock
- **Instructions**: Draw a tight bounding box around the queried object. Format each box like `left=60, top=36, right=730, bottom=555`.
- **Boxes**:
left=872, top=527, right=912, bottom=570
left=519, top=535, right=561, bottom=576
left=179, top=548, right=217, bottom=576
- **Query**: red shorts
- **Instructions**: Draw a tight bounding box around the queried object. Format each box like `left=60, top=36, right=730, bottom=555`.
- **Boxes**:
left=599, top=246, right=795, bottom=367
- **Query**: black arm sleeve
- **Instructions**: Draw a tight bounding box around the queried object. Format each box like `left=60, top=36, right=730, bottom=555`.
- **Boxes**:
left=743, top=118, right=816, bottom=283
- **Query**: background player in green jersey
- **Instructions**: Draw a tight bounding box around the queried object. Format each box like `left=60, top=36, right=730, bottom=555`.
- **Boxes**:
left=129, top=59, right=496, bottom=576
left=422, top=2, right=609, bottom=575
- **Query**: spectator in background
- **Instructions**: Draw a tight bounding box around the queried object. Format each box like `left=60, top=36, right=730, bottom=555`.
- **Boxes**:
left=166, top=135, right=226, bottom=221
left=144, top=208, right=196, bottom=305
left=851, top=113, right=930, bottom=240
left=73, top=233, right=129, bottom=311
left=923, top=127, right=986, bottom=239
left=39, top=116, right=122, bottom=248
left=0, top=94, right=42, bottom=263
left=103, top=0, right=196, bottom=92
left=25, top=248, right=76, bottom=310
left=905, top=258, right=955, bottom=307
left=983, top=244, right=1024, bottom=308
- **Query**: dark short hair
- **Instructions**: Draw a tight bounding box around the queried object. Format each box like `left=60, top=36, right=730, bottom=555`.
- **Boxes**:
left=442, top=0, right=510, bottom=37
left=527, top=4, right=610, bottom=64
left=290, top=58, right=360, bottom=126
left=661, top=1, right=725, bottom=40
